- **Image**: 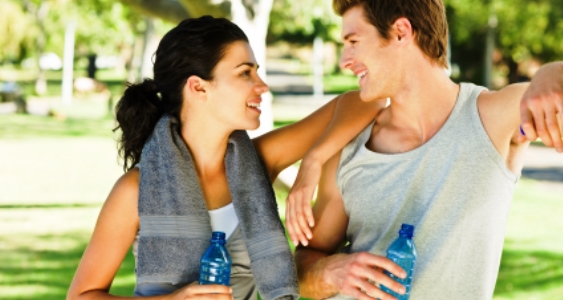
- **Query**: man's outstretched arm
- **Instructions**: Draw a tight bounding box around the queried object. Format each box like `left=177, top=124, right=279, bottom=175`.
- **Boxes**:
left=519, top=61, right=563, bottom=151
left=294, top=153, right=406, bottom=300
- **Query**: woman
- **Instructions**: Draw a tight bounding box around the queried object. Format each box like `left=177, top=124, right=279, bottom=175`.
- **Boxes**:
left=67, top=16, right=381, bottom=300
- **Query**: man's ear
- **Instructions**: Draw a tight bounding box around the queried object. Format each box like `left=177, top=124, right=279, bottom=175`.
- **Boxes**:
left=392, top=17, right=413, bottom=44
left=185, top=75, right=208, bottom=99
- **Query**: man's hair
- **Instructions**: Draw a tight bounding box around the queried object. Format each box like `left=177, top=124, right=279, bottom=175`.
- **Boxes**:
left=333, top=0, right=449, bottom=69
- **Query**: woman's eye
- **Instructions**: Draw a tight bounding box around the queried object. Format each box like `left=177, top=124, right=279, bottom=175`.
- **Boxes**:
left=242, top=70, right=251, bottom=76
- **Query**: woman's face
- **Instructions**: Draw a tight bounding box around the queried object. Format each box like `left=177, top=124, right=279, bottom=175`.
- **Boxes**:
left=205, top=41, right=269, bottom=131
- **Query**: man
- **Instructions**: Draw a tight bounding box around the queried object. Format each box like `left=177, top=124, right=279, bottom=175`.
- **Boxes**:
left=290, top=0, right=563, bottom=299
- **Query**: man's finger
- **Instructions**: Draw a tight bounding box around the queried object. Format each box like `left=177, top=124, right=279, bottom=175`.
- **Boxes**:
left=545, top=109, right=563, bottom=149
left=362, top=254, right=407, bottom=279
left=530, top=106, right=553, bottom=146
left=557, top=112, right=563, bottom=152
left=521, top=99, right=538, bottom=140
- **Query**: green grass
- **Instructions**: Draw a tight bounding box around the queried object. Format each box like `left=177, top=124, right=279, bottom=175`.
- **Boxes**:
left=0, top=113, right=562, bottom=299
left=323, top=73, right=359, bottom=94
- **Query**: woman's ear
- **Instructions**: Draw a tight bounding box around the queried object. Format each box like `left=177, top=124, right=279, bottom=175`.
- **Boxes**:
left=185, top=75, right=208, bottom=99
left=392, top=17, right=413, bottom=43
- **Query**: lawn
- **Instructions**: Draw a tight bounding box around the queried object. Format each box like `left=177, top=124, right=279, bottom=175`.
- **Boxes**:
left=0, top=105, right=562, bottom=299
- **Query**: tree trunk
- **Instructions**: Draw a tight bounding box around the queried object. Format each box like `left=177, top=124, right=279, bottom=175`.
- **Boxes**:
left=34, top=1, right=50, bottom=95
left=120, top=0, right=190, bottom=23
left=138, top=17, right=156, bottom=81
left=231, top=0, right=274, bottom=137
left=506, top=57, right=519, bottom=84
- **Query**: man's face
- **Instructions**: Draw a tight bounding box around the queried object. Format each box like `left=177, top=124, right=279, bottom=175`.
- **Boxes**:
left=339, top=6, right=401, bottom=101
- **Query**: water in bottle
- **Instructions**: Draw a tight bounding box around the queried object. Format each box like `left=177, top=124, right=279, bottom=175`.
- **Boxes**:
left=380, top=224, right=417, bottom=300
left=199, top=231, right=232, bottom=285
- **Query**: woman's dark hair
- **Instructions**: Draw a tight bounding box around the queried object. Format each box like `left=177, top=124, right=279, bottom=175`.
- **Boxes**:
left=114, top=16, right=249, bottom=171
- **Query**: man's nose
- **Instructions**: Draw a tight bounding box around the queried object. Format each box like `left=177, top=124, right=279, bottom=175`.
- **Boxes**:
left=339, top=48, right=353, bottom=70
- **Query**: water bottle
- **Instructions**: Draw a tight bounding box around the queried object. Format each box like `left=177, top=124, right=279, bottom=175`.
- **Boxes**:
left=199, top=231, right=232, bottom=285
left=380, top=224, right=417, bottom=300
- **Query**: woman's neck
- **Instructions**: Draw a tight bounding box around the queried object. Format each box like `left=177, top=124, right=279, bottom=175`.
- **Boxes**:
left=179, top=115, right=231, bottom=177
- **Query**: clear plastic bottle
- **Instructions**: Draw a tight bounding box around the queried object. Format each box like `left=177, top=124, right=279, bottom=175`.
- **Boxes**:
left=380, top=224, right=417, bottom=300
left=199, top=231, right=232, bottom=286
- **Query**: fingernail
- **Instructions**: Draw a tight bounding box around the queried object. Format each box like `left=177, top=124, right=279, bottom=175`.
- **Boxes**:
left=302, top=240, right=309, bottom=246
left=306, top=233, right=312, bottom=239
left=292, top=240, right=298, bottom=246
left=400, top=287, right=406, bottom=294
left=557, top=148, right=563, bottom=153
left=309, top=221, right=314, bottom=227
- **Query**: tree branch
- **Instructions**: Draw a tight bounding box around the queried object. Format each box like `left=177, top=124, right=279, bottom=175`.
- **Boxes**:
left=119, top=0, right=190, bottom=23
left=177, top=0, right=230, bottom=18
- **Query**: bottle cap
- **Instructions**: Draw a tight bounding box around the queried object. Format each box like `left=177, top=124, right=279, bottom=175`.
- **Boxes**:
left=399, top=224, right=415, bottom=238
left=211, top=231, right=226, bottom=241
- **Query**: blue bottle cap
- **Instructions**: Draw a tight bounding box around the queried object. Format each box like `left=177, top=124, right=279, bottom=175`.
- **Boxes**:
left=211, top=231, right=226, bottom=241
left=399, top=224, right=415, bottom=238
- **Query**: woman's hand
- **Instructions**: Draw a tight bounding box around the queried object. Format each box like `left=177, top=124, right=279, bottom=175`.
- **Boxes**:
left=285, top=153, right=322, bottom=246
left=169, top=282, right=233, bottom=300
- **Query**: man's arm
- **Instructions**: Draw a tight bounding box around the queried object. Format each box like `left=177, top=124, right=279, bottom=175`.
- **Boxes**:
left=520, top=61, right=563, bottom=151
left=295, top=152, right=406, bottom=300
left=286, top=93, right=386, bottom=246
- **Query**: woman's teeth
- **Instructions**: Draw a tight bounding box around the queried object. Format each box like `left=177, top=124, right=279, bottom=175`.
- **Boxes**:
left=247, top=103, right=260, bottom=108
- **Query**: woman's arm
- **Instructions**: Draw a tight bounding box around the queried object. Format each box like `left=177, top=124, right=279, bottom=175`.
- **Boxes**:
left=253, top=91, right=385, bottom=246
left=67, top=170, right=232, bottom=300
left=253, top=91, right=384, bottom=180
left=67, top=169, right=141, bottom=299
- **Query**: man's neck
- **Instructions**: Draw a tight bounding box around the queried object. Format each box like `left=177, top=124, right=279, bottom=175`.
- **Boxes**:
left=369, top=66, right=460, bottom=153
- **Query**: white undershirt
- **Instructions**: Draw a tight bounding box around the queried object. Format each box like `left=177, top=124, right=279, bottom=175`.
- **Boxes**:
left=208, top=203, right=239, bottom=240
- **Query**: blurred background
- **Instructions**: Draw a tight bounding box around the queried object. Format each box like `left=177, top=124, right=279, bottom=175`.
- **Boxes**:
left=0, top=0, right=562, bottom=299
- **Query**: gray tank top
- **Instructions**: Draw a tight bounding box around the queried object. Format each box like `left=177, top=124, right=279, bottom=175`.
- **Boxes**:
left=133, top=225, right=257, bottom=300
left=333, top=83, right=518, bottom=300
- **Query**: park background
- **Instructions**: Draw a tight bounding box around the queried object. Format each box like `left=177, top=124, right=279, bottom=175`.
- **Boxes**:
left=0, top=0, right=562, bottom=299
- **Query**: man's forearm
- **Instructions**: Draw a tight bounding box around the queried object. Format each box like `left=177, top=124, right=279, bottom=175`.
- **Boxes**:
left=295, top=248, right=345, bottom=299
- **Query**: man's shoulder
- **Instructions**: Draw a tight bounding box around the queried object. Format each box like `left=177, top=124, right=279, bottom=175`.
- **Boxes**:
left=477, top=82, right=529, bottom=103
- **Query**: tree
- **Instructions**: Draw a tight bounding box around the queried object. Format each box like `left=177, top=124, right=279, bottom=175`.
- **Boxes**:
left=268, top=0, right=340, bottom=45
left=446, top=0, right=563, bottom=84
left=0, top=1, right=33, bottom=63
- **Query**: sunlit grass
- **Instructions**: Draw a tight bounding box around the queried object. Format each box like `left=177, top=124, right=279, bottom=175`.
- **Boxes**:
left=0, top=113, right=562, bottom=299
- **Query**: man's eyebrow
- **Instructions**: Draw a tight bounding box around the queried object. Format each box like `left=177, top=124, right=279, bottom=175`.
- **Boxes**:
left=236, top=62, right=259, bottom=69
left=343, top=32, right=357, bottom=41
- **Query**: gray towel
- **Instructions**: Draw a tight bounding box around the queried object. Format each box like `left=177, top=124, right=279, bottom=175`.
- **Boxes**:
left=136, top=115, right=299, bottom=300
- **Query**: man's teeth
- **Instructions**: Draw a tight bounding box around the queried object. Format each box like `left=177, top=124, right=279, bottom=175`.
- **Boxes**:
left=247, top=103, right=260, bottom=108
left=357, top=71, right=367, bottom=79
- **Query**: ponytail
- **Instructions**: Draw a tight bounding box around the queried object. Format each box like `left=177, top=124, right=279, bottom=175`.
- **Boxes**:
left=114, top=79, right=162, bottom=172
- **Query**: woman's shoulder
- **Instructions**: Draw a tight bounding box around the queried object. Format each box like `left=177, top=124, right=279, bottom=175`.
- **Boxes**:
left=106, top=167, right=140, bottom=207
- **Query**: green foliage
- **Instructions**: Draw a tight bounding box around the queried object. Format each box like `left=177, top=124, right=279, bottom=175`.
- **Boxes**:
left=0, top=0, right=34, bottom=62
left=446, top=0, right=563, bottom=82
left=0, top=0, right=156, bottom=65
left=268, top=0, right=341, bottom=44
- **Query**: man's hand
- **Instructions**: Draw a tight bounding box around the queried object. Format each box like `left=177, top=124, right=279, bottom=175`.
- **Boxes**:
left=285, top=154, right=321, bottom=246
left=323, top=253, right=407, bottom=300
left=519, top=62, right=563, bottom=152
